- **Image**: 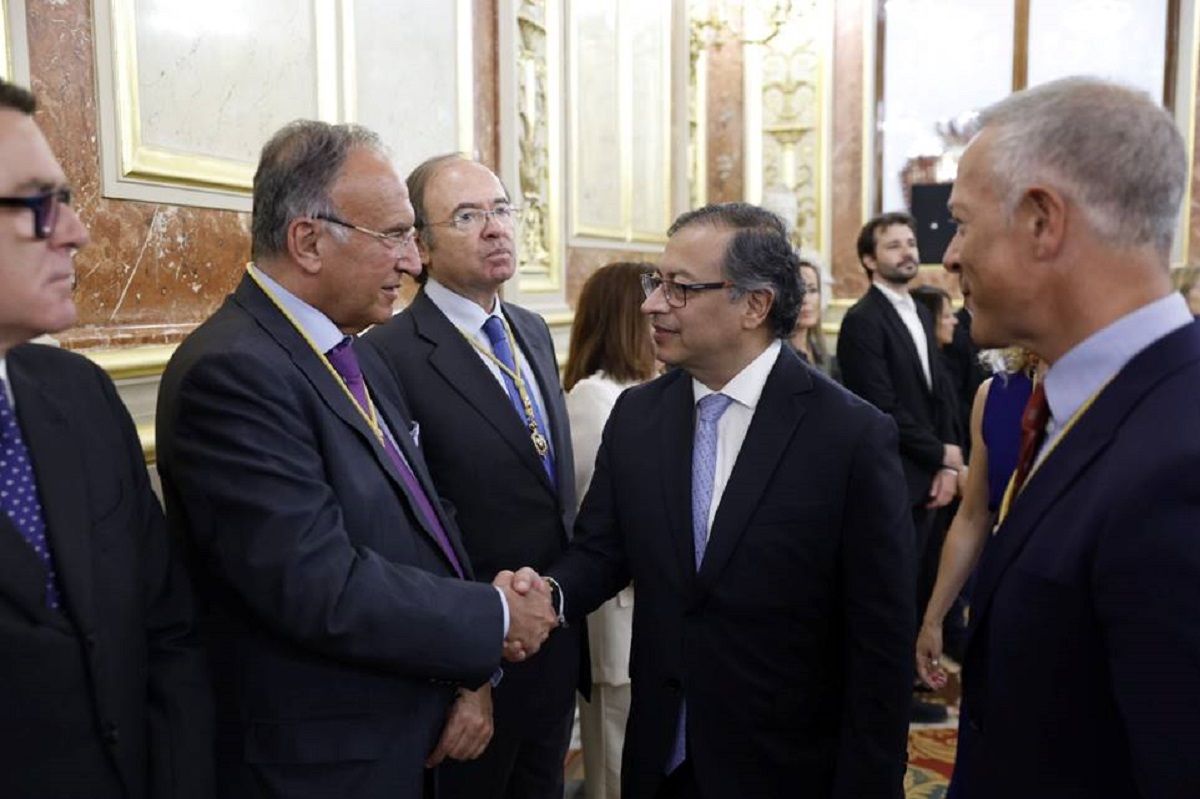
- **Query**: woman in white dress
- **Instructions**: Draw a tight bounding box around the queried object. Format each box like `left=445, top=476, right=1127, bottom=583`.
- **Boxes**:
left=563, top=261, right=657, bottom=799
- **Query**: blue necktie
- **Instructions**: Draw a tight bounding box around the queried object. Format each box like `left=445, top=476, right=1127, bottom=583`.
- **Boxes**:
left=0, top=377, right=62, bottom=609
left=667, top=392, right=735, bottom=773
left=326, top=339, right=465, bottom=578
left=481, top=316, right=556, bottom=485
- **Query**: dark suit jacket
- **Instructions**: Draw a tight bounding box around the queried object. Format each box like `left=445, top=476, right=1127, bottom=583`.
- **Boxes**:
left=0, top=344, right=211, bottom=799
left=837, top=285, right=959, bottom=505
left=156, top=275, right=503, bottom=799
left=943, top=307, right=986, bottom=459
left=551, top=348, right=915, bottom=799
left=364, top=289, right=586, bottom=700
left=955, top=320, right=1200, bottom=799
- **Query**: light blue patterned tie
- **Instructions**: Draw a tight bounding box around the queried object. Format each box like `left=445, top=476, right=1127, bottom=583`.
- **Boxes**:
left=666, top=391, right=735, bottom=773
left=0, top=377, right=61, bottom=609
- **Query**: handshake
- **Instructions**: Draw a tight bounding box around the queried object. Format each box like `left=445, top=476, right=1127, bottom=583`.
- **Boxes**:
left=493, top=567, right=559, bottom=662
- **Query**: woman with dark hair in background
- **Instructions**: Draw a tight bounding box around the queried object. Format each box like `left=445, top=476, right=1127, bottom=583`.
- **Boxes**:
left=788, top=257, right=837, bottom=379
left=563, top=261, right=657, bottom=799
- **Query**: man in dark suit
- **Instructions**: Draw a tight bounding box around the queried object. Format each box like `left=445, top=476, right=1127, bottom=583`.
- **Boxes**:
left=837, top=212, right=961, bottom=721
left=544, top=203, right=914, bottom=798
left=156, top=122, right=556, bottom=799
left=942, top=302, right=987, bottom=459
left=363, top=154, right=581, bottom=799
left=0, top=79, right=212, bottom=798
left=943, top=77, right=1200, bottom=798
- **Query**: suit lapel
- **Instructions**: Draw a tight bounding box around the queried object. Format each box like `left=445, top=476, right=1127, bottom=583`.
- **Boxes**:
left=659, top=373, right=700, bottom=588
left=698, top=349, right=810, bottom=587
left=0, top=509, right=55, bottom=623
left=361, top=350, right=475, bottom=579
left=234, top=278, right=446, bottom=553
left=7, top=353, right=93, bottom=632
left=969, top=322, right=1200, bottom=632
left=504, top=306, right=568, bottom=497
left=412, top=292, right=553, bottom=490
left=869, top=286, right=930, bottom=396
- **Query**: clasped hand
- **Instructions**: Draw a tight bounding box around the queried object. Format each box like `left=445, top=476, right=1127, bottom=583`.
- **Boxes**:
left=493, top=567, right=557, bottom=662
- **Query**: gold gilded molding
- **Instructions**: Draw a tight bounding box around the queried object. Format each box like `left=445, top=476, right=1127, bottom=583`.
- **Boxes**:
left=138, top=423, right=156, bottom=463
left=84, top=343, right=176, bottom=380
left=515, top=0, right=563, bottom=293
left=743, top=0, right=831, bottom=255
left=107, top=0, right=342, bottom=193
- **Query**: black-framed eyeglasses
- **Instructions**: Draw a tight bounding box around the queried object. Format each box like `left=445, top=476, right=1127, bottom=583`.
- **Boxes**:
left=640, top=273, right=733, bottom=308
left=316, top=213, right=417, bottom=250
left=0, top=188, right=72, bottom=239
left=422, top=205, right=522, bottom=233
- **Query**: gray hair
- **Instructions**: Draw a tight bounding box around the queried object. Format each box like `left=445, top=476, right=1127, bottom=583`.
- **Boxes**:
left=978, top=76, right=1186, bottom=254
left=669, top=203, right=802, bottom=338
left=251, top=120, right=386, bottom=260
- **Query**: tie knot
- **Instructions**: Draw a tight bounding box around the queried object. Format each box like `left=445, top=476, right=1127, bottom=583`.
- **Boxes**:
left=325, top=337, right=363, bottom=384
left=482, top=315, right=507, bottom=348
left=697, top=392, right=734, bottom=424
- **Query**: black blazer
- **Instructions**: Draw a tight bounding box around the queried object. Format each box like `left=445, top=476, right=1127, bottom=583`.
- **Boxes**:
left=942, top=307, right=987, bottom=459
left=0, top=344, right=212, bottom=799
left=364, top=289, right=587, bottom=696
left=551, top=348, right=915, bottom=799
left=954, top=320, right=1200, bottom=799
left=156, top=275, right=503, bottom=799
left=837, top=285, right=959, bottom=505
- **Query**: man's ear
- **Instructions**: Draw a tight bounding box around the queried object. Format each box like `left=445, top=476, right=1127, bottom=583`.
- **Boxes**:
left=743, top=288, right=775, bottom=330
left=288, top=217, right=323, bottom=276
left=415, top=231, right=434, bottom=270
left=1019, top=185, right=1067, bottom=260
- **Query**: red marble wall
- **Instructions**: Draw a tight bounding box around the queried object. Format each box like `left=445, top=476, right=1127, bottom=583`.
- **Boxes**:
left=29, top=0, right=247, bottom=349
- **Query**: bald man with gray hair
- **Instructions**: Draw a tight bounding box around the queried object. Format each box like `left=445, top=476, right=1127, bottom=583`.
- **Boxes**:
left=943, top=76, right=1200, bottom=799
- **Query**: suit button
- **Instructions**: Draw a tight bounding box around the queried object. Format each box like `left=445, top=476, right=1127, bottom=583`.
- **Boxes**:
left=665, top=678, right=681, bottom=694
left=102, top=722, right=119, bottom=746
left=967, top=717, right=981, bottom=732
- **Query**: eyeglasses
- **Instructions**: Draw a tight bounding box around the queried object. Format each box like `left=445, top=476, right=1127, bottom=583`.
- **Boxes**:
left=0, top=188, right=72, bottom=239
left=316, top=214, right=417, bottom=249
left=423, top=205, right=522, bottom=233
left=640, top=273, right=733, bottom=308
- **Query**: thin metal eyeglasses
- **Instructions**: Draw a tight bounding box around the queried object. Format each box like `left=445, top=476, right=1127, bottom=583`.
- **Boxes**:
left=0, top=188, right=72, bottom=239
left=316, top=214, right=417, bottom=249
left=640, top=273, right=734, bottom=308
left=422, top=205, right=522, bottom=233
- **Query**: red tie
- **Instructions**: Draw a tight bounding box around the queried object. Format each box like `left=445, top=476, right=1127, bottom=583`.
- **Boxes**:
left=1011, top=381, right=1050, bottom=494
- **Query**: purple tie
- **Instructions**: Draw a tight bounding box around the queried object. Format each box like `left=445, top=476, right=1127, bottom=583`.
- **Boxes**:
left=481, top=316, right=556, bottom=486
left=0, top=377, right=62, bottom=609
left=325, top=339, right=464, bottom=578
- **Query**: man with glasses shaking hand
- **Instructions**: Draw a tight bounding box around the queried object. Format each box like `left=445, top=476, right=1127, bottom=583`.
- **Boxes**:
left=365, top=154, right=581, bottom=799
left=0, top=79, right=214, bottom=798
left=158, top=124, right=557, bottom=799
left=543, top=203, right=914, bottom=799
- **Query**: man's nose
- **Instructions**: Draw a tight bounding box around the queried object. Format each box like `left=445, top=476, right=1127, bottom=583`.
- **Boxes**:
left=942, top=237, right=961, bottom=274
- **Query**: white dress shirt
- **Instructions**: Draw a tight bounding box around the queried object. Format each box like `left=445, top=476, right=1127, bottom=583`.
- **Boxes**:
left=1038, top=292, right=1192, bottom=467
left=692, top=339, right=782, bottom=537
left=874, top=279, right=932, bottom=388
left=0, top=359, right=12, bottom=409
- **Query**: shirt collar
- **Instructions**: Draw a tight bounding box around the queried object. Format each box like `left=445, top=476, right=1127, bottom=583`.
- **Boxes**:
left=1043, top=292, right=1192, bottom=429
left=249, top=264, right=346, bottom=354
left=425, top=277, right=505, bottom=335
left=692, top=339, right=782, bottom=411
left=873, top=279, right=915, bottom=310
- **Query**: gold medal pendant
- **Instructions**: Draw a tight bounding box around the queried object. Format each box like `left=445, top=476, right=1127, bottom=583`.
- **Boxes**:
left=530, top=427, right=549, bottom=456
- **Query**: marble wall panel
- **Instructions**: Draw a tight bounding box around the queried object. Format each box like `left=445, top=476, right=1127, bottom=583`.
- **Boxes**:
left=565, top=244, right=661, bottom=309
left=29, top=0, right=250, bottom=349
left=829, top=0, right=866, bottom=301
left=705, top=36, right=743, bottom=204
left=25, top=0, right=502, bottom=350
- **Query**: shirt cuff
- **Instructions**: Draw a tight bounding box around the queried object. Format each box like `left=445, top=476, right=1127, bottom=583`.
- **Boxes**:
left=494, top=585, right=510, bottom=637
